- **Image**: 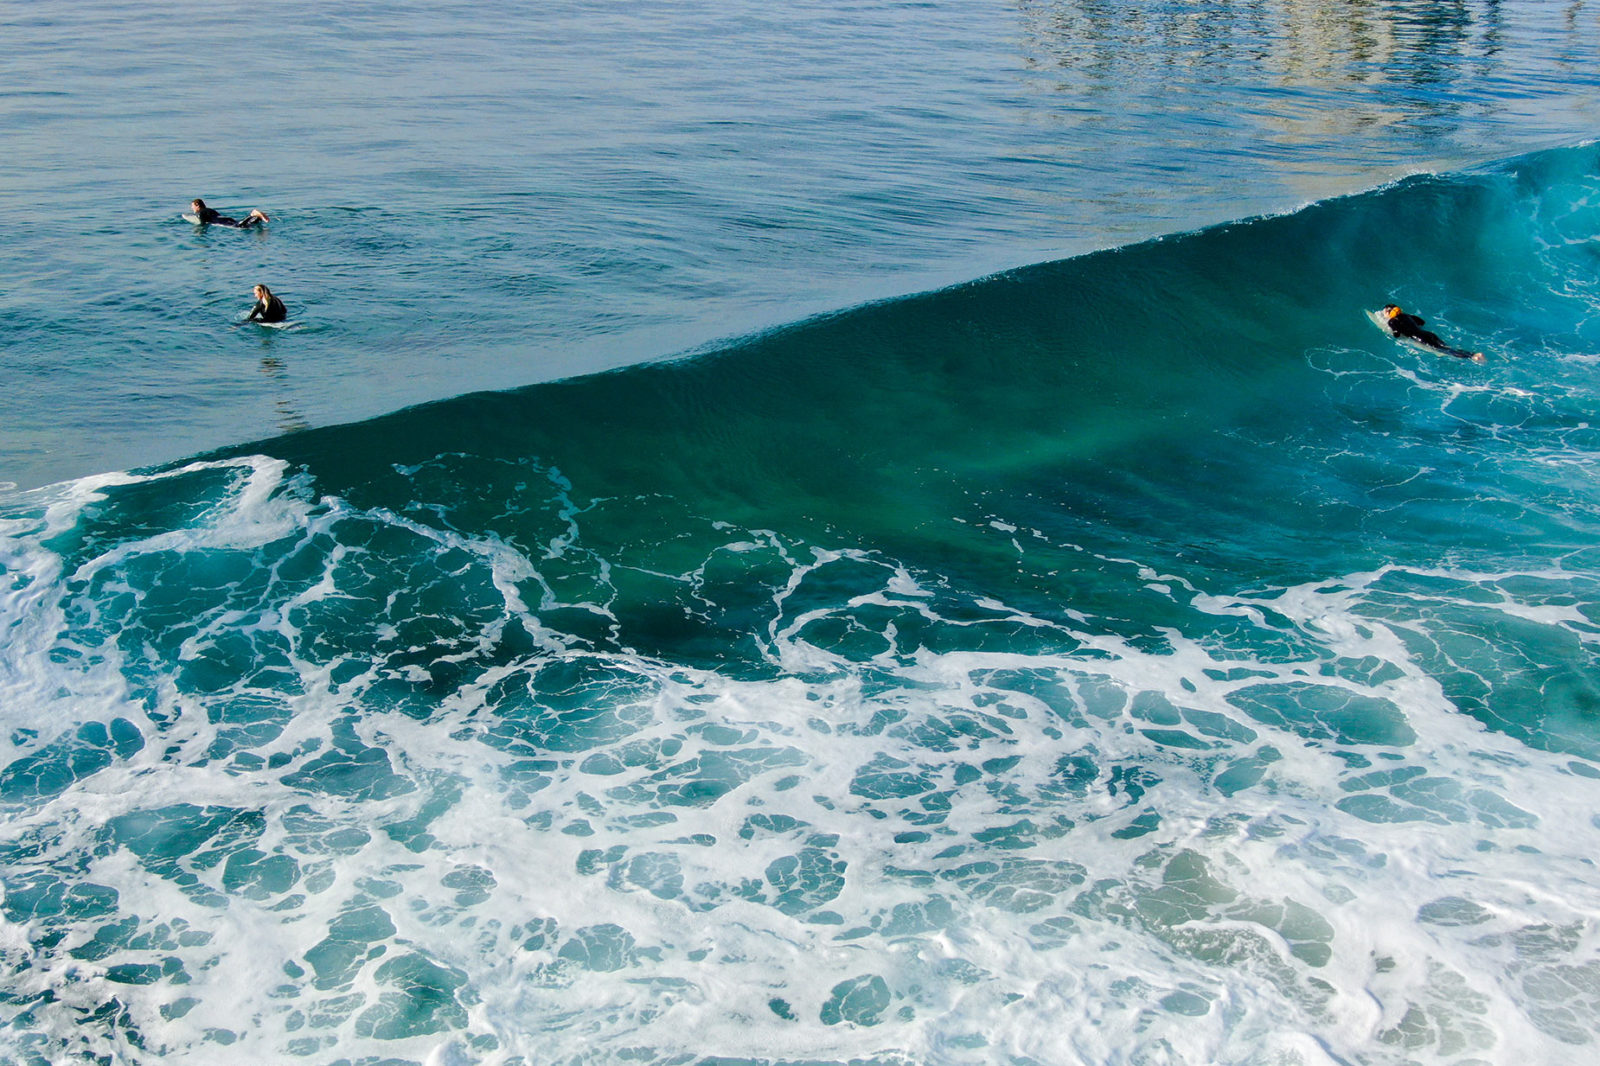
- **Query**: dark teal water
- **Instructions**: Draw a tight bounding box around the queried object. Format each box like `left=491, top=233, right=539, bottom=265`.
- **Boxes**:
left=4, top=3, right=1600, bottom=1065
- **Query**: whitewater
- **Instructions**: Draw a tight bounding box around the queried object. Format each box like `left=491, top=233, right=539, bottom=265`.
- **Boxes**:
left=4, top=2, right=1600, bottom=1065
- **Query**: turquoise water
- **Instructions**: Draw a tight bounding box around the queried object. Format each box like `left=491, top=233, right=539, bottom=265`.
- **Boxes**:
left=5, top=0, right=1600, bottom=488
left=4, top=2, right=1600, bottom=1064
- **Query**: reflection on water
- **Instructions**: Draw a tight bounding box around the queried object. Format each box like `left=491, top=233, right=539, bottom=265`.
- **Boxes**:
left=1014, top=0, right=1600, bottom=199
left=259, top=354, right=310, bottom=435
left=1019, top=0, right=1524, bottom=87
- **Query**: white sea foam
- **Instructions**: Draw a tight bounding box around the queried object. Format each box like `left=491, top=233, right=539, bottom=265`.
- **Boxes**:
left=2, top=458, right=1598, bottom=1065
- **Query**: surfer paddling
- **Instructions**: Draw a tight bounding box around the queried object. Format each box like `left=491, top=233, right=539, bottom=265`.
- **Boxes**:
left=1379, top=305, right=1484, bottom=363
left=190, top=198, right=269, bottom=229
left=245, top=284, right=287, bottom=324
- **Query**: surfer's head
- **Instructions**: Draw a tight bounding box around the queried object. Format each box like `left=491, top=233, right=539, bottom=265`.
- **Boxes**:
left=254, top=284, right=272, bottom=301
left=191, top=199, right=206, bottom=212
left=1382, top=304, right=1401, bottom=320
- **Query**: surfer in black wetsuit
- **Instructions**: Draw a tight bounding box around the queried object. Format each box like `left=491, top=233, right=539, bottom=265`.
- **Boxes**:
left=190, top=198, right=269, bottom=229
left=246, top=284, right=287, bottom=323
left=1381, top=305, right=1485, bottom=363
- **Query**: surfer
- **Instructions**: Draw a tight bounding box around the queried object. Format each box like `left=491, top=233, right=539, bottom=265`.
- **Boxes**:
left=190, top=198, right=269, bottom=229
left=246, top=284, right=288, bottom=324
left=1380, top=305, right=1485, bottom=363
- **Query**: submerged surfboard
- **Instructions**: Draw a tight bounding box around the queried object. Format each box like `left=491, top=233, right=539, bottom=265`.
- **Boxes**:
left=183, top=213, right=266, bottom=227
left=233, top=314, right=299, bottom=331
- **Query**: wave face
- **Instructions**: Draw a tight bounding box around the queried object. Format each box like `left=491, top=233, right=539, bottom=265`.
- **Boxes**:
left=4, top=143, right=1600, bottom=1064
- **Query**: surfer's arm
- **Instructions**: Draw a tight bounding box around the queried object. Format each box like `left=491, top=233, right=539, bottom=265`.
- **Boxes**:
left=245, top=299, right=264, bottom=321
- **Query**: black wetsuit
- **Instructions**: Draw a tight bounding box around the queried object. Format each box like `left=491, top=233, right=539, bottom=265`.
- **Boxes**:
left=247, top=294, right=287, bottom=323
left=1387, top=311, right=1477, bottom=359
left=194, top=205, right=264, bottom=229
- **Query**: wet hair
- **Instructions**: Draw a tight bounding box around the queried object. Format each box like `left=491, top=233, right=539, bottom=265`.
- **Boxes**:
left=1382, top=304, right=1401, bottom=315
left=254, top=284, right=272, bottom=298
left=192, top=198, right=206, bottom=209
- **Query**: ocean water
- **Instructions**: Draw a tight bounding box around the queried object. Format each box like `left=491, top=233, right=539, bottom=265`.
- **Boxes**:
left=3, top=2, right=1600, bottom=1065
left=6, top=0, right=1600, bottom=489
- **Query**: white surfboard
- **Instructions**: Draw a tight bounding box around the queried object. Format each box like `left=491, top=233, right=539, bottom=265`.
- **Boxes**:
left=233, top=314, right=299, bottom=330
left=1369, top=309, right=1486, bottom=362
